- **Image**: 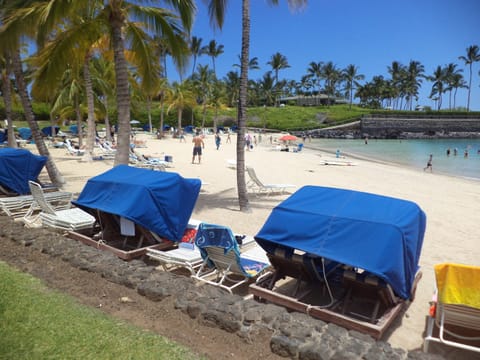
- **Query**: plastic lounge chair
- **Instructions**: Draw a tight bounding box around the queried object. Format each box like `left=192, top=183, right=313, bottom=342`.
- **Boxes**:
left=192, top=223, right=270, bottom=294
left=65, top=139, right=85, bottom=156
left=245, top=166, right=296, bottom=196
left=424, top=263, right=480, bottom=354
left=23, top=181, right=95, bottom=231
left=0, top=190, right=73, bottom=219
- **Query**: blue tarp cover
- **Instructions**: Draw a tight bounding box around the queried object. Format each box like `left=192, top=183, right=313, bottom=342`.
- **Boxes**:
left=41, top=126, right=60, bottom=136
left=18, top=127, right=32, bottom=140
left=254, top=185, right=426, bottom=299
left=0, top=148, right=47, bottom=195
left=73, top=165, right=201, bottom=241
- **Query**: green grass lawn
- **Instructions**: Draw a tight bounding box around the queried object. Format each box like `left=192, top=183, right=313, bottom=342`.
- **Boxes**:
left=0, top=261, right=200, bottom=360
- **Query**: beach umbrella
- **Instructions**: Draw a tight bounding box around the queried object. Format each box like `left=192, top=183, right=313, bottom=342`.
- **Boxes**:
left=130, top=120, right=140, bottom=124
left=279, top=134, right=298, bottom=142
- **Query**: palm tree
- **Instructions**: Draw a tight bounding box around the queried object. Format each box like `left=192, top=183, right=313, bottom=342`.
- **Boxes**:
left=449, top=73, right=468, bottom=109
left=0, top=51, right=17, bottom=148
left=428, top=65, right=447, bottom=110
left=322, top=61, right=341, bottom=105
left=444, top=63, right=463, bottom=110
left=207, top=0, right=307, bottom=211
left=223, top=70, right=240, bottom=107
left=0, top=5, right=65, bottom=186
left=166, top=81, right=196, bottom=135
left=306, top=61, right=323, bottom=95
left=91, top=55, right=116, bottom=143
left=233, top=55, right=260, bottom=71
left=267, top=52, right=290, bottom=86
left=387, top=61, right=405, bottom=109
left=192, top=64, right=215, bottom=128
left=458, top=45, right=480, bottom=111
left=342, top=64, right=364, bottom=109
left=403, top=60, right=425, bottom=110
left=202, top=39, right=224, bottom=77
left=189, top=36, right=204, bottom=77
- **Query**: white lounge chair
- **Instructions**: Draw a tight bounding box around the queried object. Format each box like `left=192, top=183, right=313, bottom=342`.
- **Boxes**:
left=424, top=263, right=480, bottom=354
left=65, top=139, right=85, bottom=156
left=0, top=190, right=73, bottom=219
left=246, top=166, right=296, bottom=196
left=23, top=181, right=95, bottom=231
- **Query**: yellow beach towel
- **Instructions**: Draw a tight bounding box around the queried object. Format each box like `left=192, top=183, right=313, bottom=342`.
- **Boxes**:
left=434, top=263, right=480, bottom=309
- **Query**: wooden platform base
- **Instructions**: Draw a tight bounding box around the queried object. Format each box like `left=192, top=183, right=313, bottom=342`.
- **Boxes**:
left=68, top=231, right=173, bottom=261
left=249, top=271, right=421, bottom=339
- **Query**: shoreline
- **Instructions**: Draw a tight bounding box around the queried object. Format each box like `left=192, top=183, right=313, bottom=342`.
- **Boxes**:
left=309, top=144, right=480, bottom=183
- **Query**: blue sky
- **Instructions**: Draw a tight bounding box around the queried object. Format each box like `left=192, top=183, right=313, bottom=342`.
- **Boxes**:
left=170, top=0, right=480, bottom=111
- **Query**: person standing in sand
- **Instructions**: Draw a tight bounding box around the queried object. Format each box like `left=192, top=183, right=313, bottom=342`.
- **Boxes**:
left=424, top=154, right=433, bottom=172
left=192, top=132, right=205, bottom=164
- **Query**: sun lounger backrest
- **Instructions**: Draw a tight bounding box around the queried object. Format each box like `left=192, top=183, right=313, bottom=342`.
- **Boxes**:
left=28, top=181, right=57, bottom=215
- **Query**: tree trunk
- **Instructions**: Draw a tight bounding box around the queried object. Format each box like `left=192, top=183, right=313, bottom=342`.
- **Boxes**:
left=103, top=94, right=112, bottom=142
left=1, top=52, right=17, bottom=148
left=147, top=97, right=153, bottom=133
left=236, top=0, right=250, bottom=212
left=82, top=53, right=96, bottom=162
left=11, top=49, right=64, bottom=187
left=110, top=15, right=131, bottom=166
left=159, top=96, right=165, bottom=139
left=177, top=109, right=183, bottom=134
left=74, top=94, right=83, bottom=147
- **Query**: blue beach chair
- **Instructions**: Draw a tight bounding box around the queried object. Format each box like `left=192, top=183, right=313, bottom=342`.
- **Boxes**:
left=193, top=223, right=270, bottom=293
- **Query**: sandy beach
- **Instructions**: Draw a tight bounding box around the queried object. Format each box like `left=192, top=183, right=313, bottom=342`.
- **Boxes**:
left=30, top=131, right=480, bottom=353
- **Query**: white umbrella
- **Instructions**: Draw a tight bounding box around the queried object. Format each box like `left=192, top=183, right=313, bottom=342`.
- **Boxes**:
left=130, top=120, right=140, bottom=124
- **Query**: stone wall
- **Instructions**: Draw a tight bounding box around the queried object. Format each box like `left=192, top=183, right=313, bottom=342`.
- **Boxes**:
left=361, top=116, right=480, bottom=139
left=0, top=216, right=442, bottom=360
left=309, top=115, right=480, bottom=139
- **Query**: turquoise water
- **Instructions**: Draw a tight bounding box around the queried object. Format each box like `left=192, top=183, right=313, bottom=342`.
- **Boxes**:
left=308, top=138, right=480, bottom=181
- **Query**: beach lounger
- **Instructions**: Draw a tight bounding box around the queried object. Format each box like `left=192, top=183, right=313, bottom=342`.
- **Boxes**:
left=245, top=166, right=296, bottom=196
left=65, top=139, right=85, bottom=156
left=147, top=221, right=257, bottom=275
left=23, top=181, right=95, bottom=231
left=192, top=223, right=270, bottom=294
left=423, top=263, right=480, bottom=354
left=0, top=190, right=73, bottom=219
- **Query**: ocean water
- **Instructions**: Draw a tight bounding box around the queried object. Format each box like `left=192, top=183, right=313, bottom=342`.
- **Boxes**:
left=308, top=138, right=480, bottom=181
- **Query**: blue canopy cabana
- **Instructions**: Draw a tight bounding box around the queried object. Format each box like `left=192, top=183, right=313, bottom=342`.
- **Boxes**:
left=18, top=127, right=32, bottom=140
left=41, top=126, right=60, bottom=136
left=73, top=165, right=201, bottom=242
left=255, top=185, right=426, bottom=300
left=0, top=148, right=47, bottom=195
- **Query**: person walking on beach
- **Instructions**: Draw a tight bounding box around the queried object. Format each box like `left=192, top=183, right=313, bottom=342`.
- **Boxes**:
left=424, top=154, right=433, bottom=172
left=192, top=132, right=205, bottom=164
left=215, top=132, right=221, bottom=150
left=226, top=133, right=231, bottom=143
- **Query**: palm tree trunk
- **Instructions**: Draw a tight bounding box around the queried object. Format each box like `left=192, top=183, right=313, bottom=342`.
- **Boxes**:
left=467, top=64, right=472, bottom=111
left=110, top=15, right=131, bottom=166
left=103, top=94, right=112, bottom=142
left=236, top=0, right=250, bottom=212
left=82, top=53, right=96, bottom=162
left=147, top=97, right=153, bottom=133
left=74, top=94, right=83, bottom=147
left=159, top=94, right=165, bottom=139
left=1, top=53, right=17, bottom=148
left=11, top=49, right=64, bottom=187
left=177, top=109, right=183, bottom=134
